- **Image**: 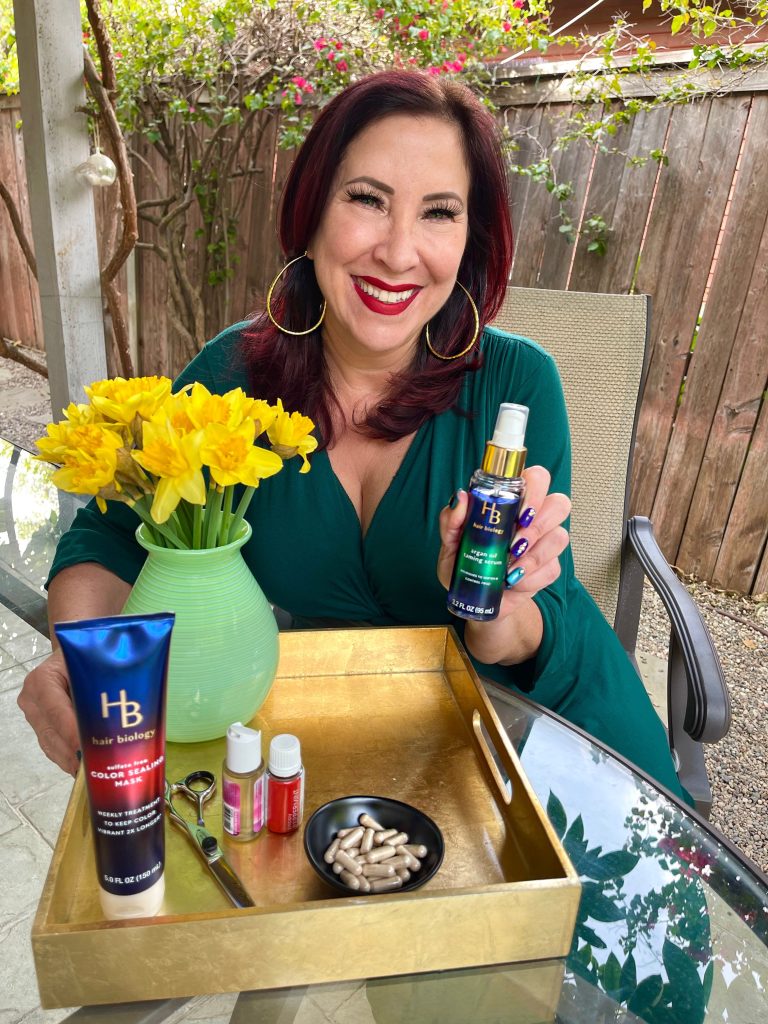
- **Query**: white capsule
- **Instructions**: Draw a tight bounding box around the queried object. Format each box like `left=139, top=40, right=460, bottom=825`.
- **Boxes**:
left=339, top=869, right=360, bottom=890
left=403, top=844, right=428, bottom=859
left=384, top=832, right=409, bottom=847
left=359, top=813, right=385, bottom=830
left=373, top=828, right=398, bottom=846
left=334, top=850, right=363, bottom=875
left=360, top=828, right=375, bottom=853
left=323, top=837, right=341, bottom=864
left=370, top=875, right=404, bottom=893
left=339, top=826, right=364, bottom=851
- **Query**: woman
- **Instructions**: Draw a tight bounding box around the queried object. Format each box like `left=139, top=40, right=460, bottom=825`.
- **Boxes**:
left=18, top=70, right=686, bottom=801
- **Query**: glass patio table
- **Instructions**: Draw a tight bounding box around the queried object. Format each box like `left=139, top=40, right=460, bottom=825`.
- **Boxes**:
left=2, top=437, right=767, bottom=1024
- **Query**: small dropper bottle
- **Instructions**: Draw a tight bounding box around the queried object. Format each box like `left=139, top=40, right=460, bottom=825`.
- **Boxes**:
left=266, top=734, right=305, bottom=834
left=222, top=722, right=265, bottom=842
left=447, top=403, right=529, bottom=621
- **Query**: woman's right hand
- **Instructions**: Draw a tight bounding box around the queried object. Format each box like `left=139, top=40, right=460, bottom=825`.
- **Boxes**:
left=18, top=649, right=80, bottom=776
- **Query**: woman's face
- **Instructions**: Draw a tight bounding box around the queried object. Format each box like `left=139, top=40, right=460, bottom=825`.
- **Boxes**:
left=308, top=114, right=471, bottom=365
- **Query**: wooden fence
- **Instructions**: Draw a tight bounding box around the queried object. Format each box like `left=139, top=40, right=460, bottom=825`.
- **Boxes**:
left=1, top=75, right=767, bottom=596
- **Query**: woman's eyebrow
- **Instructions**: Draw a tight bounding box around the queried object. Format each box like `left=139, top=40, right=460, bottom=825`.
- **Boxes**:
left=343, top=177, right=465, bottom=206
left=344, top=175, right=393, bottom=194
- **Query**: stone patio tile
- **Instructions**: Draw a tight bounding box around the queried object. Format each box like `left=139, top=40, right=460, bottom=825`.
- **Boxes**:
left=2, top=634, right=51, bottom=666
left=0, top=912, right=76, bottom=1024
left=0, top=663, right=26, bottom=694
left=175, top=993, right=238, bottom=1024
left=0, top=610, right=37, bottom=642
left=19, top=779, right=73, bottom=849
left=0, top=821, right=55, bottom=928
left=0, top=688, right=64, bottom=807
left=0, top=793, right=21, bottom=840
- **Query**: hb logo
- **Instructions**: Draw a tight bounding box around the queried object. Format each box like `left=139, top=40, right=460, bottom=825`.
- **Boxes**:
left=481, top=501, right=502, bottom=525
left=100, top=690, right=144, bottom=728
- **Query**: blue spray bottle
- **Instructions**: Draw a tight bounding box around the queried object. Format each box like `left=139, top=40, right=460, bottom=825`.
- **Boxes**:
left=447, top=403, right=528, bottom=621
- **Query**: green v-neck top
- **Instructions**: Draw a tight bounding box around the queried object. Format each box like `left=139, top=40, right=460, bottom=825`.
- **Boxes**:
left=47, top=323, right=686, bottom=796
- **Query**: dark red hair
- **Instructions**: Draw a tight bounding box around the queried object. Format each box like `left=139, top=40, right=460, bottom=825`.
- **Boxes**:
left=242, top=70, right=513, bottom=445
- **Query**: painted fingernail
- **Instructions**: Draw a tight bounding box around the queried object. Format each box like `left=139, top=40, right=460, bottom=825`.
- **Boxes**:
left=76, top=749, right=82, bottom=762
left=505, top=567, right=525, bottom=588
left=519, top=507, right=536, bottom=528
left=448, top=492, right=458, bottom=510
left=509, top=537, right=529, bottom=561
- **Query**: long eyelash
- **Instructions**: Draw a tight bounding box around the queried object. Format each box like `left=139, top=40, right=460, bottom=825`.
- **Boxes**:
left=425, top=201, right=462, bottom=219
left=345, top=185, right=382, bottom=204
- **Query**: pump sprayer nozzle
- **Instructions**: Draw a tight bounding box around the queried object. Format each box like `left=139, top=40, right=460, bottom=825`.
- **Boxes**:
left=492, top=403, right=528, bottom=451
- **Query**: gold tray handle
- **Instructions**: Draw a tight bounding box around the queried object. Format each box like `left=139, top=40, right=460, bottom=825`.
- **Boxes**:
left=471, top=708, right=514, bottom=807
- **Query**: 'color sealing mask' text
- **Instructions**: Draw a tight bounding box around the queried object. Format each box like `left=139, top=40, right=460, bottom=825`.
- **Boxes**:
left=55, top=612, right=174, bottom=920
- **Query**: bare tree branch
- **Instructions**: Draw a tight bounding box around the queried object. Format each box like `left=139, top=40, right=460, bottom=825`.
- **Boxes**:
left=0, top=337, right=48, bottom=378
left=0, top=181, right=37, bottom=278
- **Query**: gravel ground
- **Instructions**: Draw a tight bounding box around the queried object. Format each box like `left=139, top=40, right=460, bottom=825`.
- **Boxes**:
left=1, top=356, right=766, bottom=874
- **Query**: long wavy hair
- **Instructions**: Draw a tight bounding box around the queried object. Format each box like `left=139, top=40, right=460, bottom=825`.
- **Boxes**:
left=242, top=70, right=514, bottom=445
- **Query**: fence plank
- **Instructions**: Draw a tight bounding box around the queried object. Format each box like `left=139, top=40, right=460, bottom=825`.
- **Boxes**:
left=509, top=104, right=573, bottom=287
left=569, top=105, right=671, bottom=294
left=536, top=126, right=599, bottom=290
left=631, top=96, right=749, bottom=527
left=711, top=379, right=768, bottom=594
left=674, top=96, right=768, bottom=580
left=0, top=108, right=40, bottom=347
left=504, top=104, right=545, bottom=280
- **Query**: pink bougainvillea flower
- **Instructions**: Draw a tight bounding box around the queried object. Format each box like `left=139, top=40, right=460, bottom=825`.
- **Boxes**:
left=335, top=40, right=344, bottom=49
left=327, top=51, right=336, bottom=60
left=427, top=64, right=441, bottom=75
left=313, top=38, right=326, bottom=49
left=336, top=59, right=349, bottom=72
left=374, top=7, right=385, bottom=18
left=418, top=28, right=429, bottom=39
left=503, top=20, right=512, bottom=30
left=292, top=76, right=308, bottom=89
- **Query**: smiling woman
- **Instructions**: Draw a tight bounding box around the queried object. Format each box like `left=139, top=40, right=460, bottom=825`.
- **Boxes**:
left=20, top=70, right=689, bottom=805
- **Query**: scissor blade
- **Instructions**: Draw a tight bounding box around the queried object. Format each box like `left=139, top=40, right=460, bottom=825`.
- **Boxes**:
left=207, top=854, right=255, bottom=909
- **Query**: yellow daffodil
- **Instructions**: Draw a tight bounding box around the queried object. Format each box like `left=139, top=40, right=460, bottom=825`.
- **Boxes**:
left=248, top=399, right=278, bottom=437
left=201, top=421, right=283, bottom=488
left=187, top=382, right=260, bottom=432
left=160, top=390, right=197, bottom=435
left=131, top=417, right=206, bottom=523
left=46, top=426, right=124, bottom=512
left=267, top=399, right=317, bottom=472
left=86, top=375, right=172, bottom=424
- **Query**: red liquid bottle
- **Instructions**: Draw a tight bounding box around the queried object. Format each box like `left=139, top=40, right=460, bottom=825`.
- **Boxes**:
left=266, top=734, right=305, bottom=834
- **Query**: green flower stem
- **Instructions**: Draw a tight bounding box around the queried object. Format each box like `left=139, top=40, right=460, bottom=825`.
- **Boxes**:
left=219, top=485, right=234, bottom=546
left=132, top=499, right=187, bottom=550
left=204, top=484, right=224, bottom=549
left=193, top=503, right=203, bottom=549
left=169, top=508, right=192, bottom=548
left=228, top=485, right=255, bottom=543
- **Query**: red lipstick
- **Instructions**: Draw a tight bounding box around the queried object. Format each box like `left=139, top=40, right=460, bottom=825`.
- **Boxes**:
left=353, top=277, right=421, bottom=316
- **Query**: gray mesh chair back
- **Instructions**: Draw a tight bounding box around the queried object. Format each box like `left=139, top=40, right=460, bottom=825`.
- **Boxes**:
left=492, top=286, right=649, bottom=627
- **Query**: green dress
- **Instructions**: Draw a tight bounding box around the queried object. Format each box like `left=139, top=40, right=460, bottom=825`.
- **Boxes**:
left=49, top=323, right=687, bottom=800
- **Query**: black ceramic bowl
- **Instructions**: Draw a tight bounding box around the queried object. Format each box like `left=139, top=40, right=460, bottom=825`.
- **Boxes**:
left=304, top=795, right=445, bottom=896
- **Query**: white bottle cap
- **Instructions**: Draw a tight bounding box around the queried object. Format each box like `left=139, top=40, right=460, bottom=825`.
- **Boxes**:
left=226, top=722, right=262, bottom=774
left=492, top=403, right=528, bottom=450
left=268, top=734, right=302, bottom=778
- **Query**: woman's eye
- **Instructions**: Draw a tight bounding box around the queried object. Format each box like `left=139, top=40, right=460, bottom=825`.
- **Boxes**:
left=346, top=188, right=383, bottom=209
left=424, top=204, right=461, bottom=221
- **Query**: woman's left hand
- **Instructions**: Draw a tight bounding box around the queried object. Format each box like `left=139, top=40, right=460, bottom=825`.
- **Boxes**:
left=437, top=466, right=571, bottom=665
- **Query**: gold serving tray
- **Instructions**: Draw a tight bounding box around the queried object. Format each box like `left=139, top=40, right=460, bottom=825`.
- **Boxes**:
left=33, top=627, right=580, bottom=1009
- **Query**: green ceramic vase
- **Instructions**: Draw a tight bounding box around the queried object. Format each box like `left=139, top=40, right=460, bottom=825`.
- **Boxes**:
left=122, top=521, right=279, bottom=743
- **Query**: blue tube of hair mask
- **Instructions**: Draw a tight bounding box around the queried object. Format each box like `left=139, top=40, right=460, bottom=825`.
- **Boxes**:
left=55, top=612, right=174, bottom=920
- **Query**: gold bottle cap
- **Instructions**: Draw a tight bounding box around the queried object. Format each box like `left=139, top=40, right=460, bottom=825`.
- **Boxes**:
left=481, top=443, right=527, bottom=479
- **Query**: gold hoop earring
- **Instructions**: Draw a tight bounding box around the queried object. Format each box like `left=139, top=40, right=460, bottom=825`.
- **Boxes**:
left=425, top=281, right=480, bottom=360
left=266, top=252, right=326, bottom=336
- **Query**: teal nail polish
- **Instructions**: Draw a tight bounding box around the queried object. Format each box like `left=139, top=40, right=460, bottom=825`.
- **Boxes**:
left=505, top=566, right=525, bottom=588
left=448, top=492, right=458, bottom=510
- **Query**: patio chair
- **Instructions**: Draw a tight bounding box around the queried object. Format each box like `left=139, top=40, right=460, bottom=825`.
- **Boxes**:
left=492, top=286, right=730, bottom=817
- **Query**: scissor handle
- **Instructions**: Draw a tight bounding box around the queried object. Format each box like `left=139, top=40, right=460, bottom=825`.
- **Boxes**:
left=173, top=770, right=216, bottom=826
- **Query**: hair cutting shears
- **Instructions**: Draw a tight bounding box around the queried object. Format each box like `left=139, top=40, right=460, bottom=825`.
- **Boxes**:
left=165, top=770, right=255, bottom=909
